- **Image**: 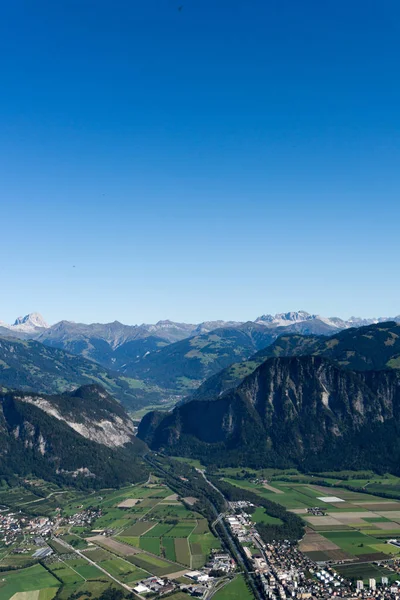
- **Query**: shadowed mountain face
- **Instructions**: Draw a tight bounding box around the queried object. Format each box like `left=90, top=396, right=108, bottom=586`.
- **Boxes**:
left=138, top=353, right=400, bottom=473
left=0, top=385, right=148, bottom=487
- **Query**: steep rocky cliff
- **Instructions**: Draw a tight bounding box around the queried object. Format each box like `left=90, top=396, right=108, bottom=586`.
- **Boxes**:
left=139, top=356, right=400, bottom=471
left=0, top=385, right=147, bottom=486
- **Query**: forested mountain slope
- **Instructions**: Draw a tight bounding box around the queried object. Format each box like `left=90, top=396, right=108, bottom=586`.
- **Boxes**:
left=0, top=336, right=161, bottom=409
left=0, top=385, right=147, bottom=487
left=187, top=322, right=400, bottom=402
left=139, top=354, right=400, bottom=473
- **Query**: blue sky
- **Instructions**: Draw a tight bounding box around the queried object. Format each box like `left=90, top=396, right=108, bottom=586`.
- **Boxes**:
left=1, top=0, right=400, bottom=325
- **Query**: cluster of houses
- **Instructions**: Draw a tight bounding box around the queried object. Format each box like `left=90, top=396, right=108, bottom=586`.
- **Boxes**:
left=0, top=511, right=57, bottom=546
left=224, top=501, right=349, bottom=598
left=207, top=552, right=236, bottom=574
left=133, top=551, right=236, bottom=598
left=223, top=501, right=400, bottom=600
left=226, top=501, right=255, bottom=541
left=0, top=502, right=101, bottom=551
left=64, top=507, right=102, bottom=528
left=134, top=577, right=176, bottom=596
left=0, top=509, right=23, bottom=546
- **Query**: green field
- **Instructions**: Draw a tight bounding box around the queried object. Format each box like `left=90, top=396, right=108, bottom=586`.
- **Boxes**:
left=51, top=581, right=121, bottom=600
left=82, top=548, right=111, bottom=562
left=47, top=561, right=84, bottom=585
left=148, top=504, right=200, bottom=518
left=213, top=575, right=255, bottom=600
left=143, top=523, right=173, bottom=537
left=122, top=521, right=155, bottom=536
left=162, top=536, right=177, bottom=561
left=0, top=564, right=60, bottom=600
left=251, top=506, right=283, bottom=525
left=129, top=553, right=181, bottom=576
left=193, top=519, right=209, bottom=534
left=115, top=535, right=141, bottom=548
left=174, top=538, right=191, bottom=566
left=190, top=532, right=221, bottom=555
left=99, top=558, right=147, bottom=583
left=335, top=562, right=399, bottom=583
left=166, top=522, right=197, bottom=537
left=39, top=589, right=58, bottom=600
left=323, top=531, right=395, bottom=556
left=140, top=536, right=161, bottom=555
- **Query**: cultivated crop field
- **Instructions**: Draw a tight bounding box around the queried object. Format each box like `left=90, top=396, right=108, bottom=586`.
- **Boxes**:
left=0, top=565, right=60, bottom=600
left=0, top=474, right=222, bottom=597
left=106, top=488, right=221, bottom=571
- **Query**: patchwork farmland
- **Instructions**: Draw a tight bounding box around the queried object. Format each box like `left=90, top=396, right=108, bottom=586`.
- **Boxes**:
left=0, top=476, right=220, bottom=599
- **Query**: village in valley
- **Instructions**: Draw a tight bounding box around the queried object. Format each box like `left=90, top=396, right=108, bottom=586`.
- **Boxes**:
left=0, top=474, right=238, bottom=600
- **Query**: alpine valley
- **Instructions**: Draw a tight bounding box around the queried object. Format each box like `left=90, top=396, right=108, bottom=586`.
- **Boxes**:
left=2, top=311, right=400, bottom=486
left=1, top=310, right=399, bottom=407
left=3, top=310, right=400, bottom=600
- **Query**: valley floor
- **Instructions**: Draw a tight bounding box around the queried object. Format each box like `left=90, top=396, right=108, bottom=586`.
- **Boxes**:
left=3, top=468, right=400, bottom=599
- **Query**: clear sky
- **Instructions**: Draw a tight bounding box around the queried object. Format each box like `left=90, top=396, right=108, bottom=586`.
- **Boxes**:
left=1, top=0, right=400, bottom=325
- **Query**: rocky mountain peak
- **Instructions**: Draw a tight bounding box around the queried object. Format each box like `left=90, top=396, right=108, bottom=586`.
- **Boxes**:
left=12, top=313, right=49, bottom=331
left=256, top=310, right=315, bottom=326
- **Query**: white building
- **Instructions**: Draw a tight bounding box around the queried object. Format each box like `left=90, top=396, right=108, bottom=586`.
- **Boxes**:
left=369, top=578, right=376, bottom=591
left=133, top=584, right=150, bottom=594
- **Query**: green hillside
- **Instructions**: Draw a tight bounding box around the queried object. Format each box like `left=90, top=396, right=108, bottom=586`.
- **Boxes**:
left=0, top=336, right=162, bottom=409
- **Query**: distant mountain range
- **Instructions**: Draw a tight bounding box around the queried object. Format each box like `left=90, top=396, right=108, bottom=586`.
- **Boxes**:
left=1, top=310, right=399, bottom=341
left=138, top=322, right=400, bottom=473
left=0, top=311, right=399, bottom=408
left=0, top=385, right=147, bottom=487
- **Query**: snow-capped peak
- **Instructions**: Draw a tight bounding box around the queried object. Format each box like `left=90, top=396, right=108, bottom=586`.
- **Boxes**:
left=9, top=313, right=49, bottom=332
left=256, top=311, right=315, bottom=327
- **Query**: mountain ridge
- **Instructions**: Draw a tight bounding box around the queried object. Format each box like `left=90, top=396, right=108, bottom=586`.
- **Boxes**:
left=186, top=321, right=400, bottom=403
left=138, top=353, right=400, bottom=473
left=2, top=310, right=399, bottom=341
left=0, top=335, right=163, bottom=409
left=0, top=384, right=147, bottom=487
